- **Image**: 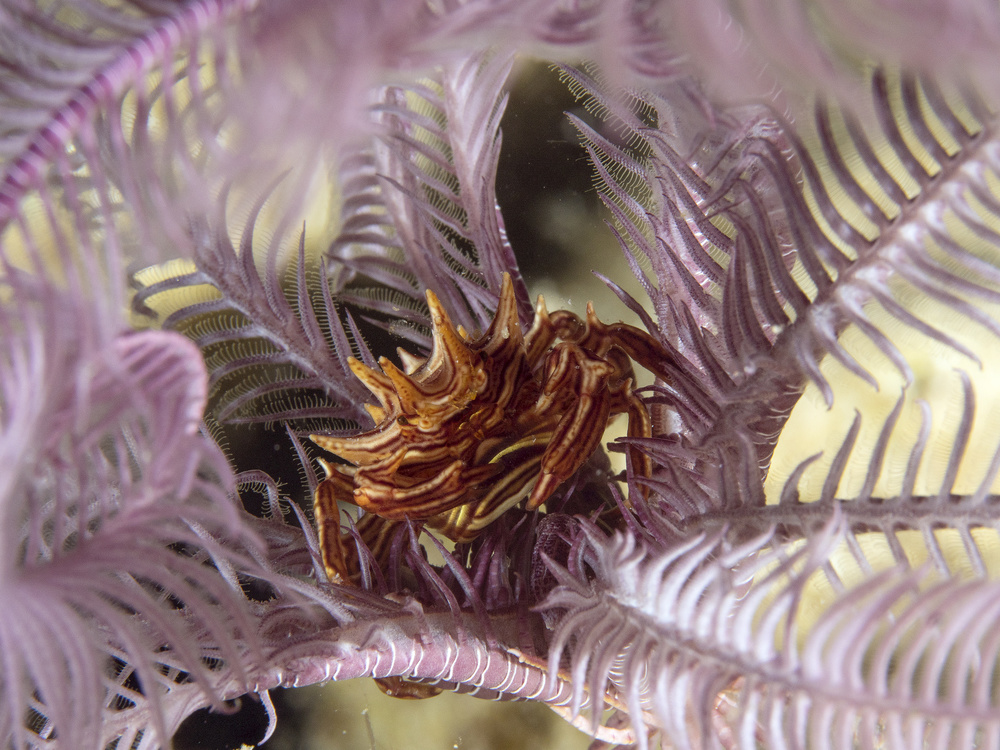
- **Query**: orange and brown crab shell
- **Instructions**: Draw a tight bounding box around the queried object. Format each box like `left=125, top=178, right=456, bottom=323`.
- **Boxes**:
left=311, top=272, right=656, bottom=583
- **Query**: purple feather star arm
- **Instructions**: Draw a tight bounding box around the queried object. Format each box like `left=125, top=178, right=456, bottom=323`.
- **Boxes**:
left=0, top=270, right=282, bottom=748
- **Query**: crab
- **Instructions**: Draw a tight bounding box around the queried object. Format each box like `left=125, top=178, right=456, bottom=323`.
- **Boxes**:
left=311, top=272, right=670, bottom=584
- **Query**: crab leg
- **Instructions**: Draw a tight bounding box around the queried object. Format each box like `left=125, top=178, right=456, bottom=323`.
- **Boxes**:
left=528, top=344, right=614, bottom=509
left=430, top=443, right=546, bottom=542
left=313, top=468, right=357, bottom=583
left=354, top=460, right=500, bottom=519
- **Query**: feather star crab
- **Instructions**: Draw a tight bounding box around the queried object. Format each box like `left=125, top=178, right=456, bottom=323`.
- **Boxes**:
left=311, top=273, right=671, bottom=585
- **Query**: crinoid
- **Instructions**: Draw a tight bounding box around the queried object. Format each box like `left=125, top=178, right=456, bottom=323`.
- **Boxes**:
left=311, top=273, right=672, bottom=584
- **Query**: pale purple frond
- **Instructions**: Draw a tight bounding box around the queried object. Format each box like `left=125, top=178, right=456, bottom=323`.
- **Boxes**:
left=693, top=377, right=1000, bottom=584
left=131, top=187, right=375, bottom=428
left=665, top=0, right=1000, bottom=106
left=328, top=50, right=533, bottom=340
left=570, top=66, right=1000, bottom=514
left=0, top=0, right=206, bottom=167
left=540, top=516, right=1000, bottom=750
left=0, top=272, right=282, bottom=748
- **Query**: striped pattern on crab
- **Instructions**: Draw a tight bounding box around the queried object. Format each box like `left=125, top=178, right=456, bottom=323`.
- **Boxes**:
left=311, top=272, right=667, bottom=583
